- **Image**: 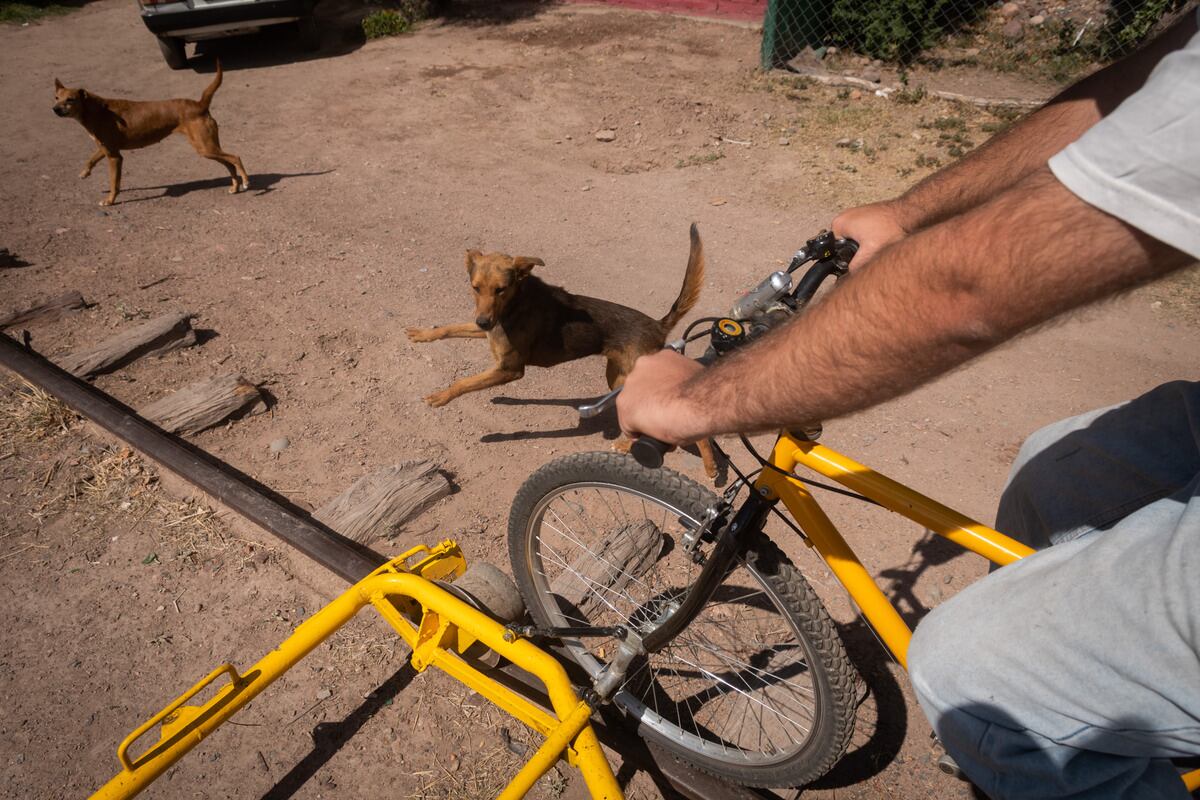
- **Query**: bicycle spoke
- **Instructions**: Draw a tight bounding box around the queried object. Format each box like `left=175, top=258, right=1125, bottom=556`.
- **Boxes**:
left=522, top=478, right=835, bottom=770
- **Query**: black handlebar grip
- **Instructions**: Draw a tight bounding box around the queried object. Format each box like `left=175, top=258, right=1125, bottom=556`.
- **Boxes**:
left=630, top=436, right=671, bottom=468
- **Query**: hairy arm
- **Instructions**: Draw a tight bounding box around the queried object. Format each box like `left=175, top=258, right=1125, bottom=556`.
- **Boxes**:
left=833, top=14, right=1198, bottom=264
left=617, top=168, right=1191, bottom=443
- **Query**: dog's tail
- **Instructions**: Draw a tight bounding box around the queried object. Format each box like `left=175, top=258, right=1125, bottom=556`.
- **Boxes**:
left=199, top=59, right=223, bottom=110
left=659, top=222, right=705, bottom=333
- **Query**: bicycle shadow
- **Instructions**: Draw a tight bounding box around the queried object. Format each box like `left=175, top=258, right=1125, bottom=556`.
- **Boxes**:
left=877, top=531, right=966, bottom=627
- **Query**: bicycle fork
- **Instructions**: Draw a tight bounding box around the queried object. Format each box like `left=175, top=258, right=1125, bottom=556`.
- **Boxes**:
left=590, top=491, right=775, bottom=700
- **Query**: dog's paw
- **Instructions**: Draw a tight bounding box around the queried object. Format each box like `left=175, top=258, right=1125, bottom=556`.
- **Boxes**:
left=79, top=170, right=91, bottom=179
left=406, top=327, right=436, bottom=343
left=99, top=198, right=114, bottom=207
left=424, top=391, right=452, bottom=408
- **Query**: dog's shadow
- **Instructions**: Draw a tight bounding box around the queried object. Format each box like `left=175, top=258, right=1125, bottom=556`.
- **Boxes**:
left=480, top=395, right=620, bottom=443
left=119, top=170, right=333, bottom=202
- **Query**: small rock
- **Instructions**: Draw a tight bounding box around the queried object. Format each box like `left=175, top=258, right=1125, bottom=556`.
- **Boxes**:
left=1000, top=1, right=1020, bottom=17
left=911, top=131, right=923, bottom=139
left=269, top=437, right=290, bottom=454
left=170, top=255, right=183, bottom=262
left=564, top=134, right=572, bottom=140
left=872, top=58, right=883, bottom=67
left=594, top=129, right=617, bottom=142
left=674, top=127, right=684, bottom=136
left=861, top=66, right=883, bottom=83
left=156, top=605, right=165, bottom=612
left=1151, top=300, right=1163, bottom=309
left=786, top=45, right=823, bottom=70
left=835, top=137, right=854, bottom=148
left=710, top=197, right=727, bottom=206
left=54, top=227, right=69, bottom=235
left=963, top=47, right=981, bottom=57
left=316, top=688, right=332, bottom=700
left=849, top=89, right=863, bottom=100
left=778, top=137, right=790, bottom=146
left=581, top=185, right=591, bottom=191
left=1001, top=19, right=1025, bottom=40
left=826, top=46, right=839, bottom=56
left=1029, top=14, right=1045, bottom=24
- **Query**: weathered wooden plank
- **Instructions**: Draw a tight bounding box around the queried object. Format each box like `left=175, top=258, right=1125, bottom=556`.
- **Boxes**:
left=59, top=312, right=196, bottom=378
left=140, top=374, right=267, bottom=434
left=552, top=519, right=664, bottom=617
left=313, top=461, right=451, bottom=545
left=0, top=291, right=86, bottom=330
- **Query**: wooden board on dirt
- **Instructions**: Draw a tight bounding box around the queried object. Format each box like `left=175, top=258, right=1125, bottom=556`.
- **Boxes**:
left=140, top=373, right=267, bottom=434
left=552, top=519, right=664, bottom=617
left=0, top=291, right=86, bottom=330
left=59, top=312, right=196, bottom=378
left=314, top=461, right=451, bottom=545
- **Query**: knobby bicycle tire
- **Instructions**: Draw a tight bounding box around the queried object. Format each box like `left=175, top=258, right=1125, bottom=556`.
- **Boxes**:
left=507, top=451, right=857, bottom=788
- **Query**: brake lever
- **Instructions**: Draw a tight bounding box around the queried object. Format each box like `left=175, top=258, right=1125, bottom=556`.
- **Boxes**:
left=576, top=339, right=686, bottom=419
left=578, top=387, right=621, bottom=419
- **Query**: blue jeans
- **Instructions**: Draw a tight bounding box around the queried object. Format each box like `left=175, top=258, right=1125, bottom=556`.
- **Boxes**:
left=908, top=381, right=1200, bottom=799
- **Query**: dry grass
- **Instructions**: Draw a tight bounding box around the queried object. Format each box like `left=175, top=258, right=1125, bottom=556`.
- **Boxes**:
left=77, top=445, right=158, bottom=511
left=0, top=379, right=77, bottom=442
left=404, top=684, right=566, bottom=800
left=56, top=442, right=273, bottom=569
left=324, top=617, right=399, bottom=678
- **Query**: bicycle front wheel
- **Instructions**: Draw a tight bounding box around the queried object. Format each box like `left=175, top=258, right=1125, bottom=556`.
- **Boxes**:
left=507, top=452, right=857, bottom=787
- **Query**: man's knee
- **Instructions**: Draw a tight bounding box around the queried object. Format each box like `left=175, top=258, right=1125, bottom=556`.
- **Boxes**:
left=909, top=591, right=994, bottom=716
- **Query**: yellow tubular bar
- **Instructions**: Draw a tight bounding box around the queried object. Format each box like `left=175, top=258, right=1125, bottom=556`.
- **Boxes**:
left=783, top=435, right=1035, bottom=565
left=756, top=454, right=917, bottom=668
left=91, top=541, right=622, bottom=800
left=754, top=434, right=1034, bottom=670
left=1185, top=769, right=1200, bottom=792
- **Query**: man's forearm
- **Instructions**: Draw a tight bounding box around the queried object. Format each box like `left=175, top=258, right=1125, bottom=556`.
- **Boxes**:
left=888, top=15, right=1198, bottom=234
left=680, top=169, right=1189, bottom=437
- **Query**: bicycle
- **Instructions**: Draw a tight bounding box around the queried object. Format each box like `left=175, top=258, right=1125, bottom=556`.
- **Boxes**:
left=503, top=232, right=1200, bottom=792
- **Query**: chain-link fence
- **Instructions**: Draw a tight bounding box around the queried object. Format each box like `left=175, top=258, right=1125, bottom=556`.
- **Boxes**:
left=762, top=0, right=1193, bottom=88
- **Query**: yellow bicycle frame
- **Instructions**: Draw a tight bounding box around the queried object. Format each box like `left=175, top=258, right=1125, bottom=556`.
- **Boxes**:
left=753, top=432, right=1200, bottom=793
left=753, top=431, right=1033, bottom=669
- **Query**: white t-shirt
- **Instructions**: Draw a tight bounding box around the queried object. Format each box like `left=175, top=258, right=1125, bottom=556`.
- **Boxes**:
left=1048, top=16, right=1200, bottom=260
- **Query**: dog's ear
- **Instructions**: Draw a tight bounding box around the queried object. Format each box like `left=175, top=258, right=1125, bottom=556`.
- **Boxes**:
left=465, top=249, right=481, bottom=276
left=511, top=257, right=544, bottom=279
left=54, top=78, right=64, bottom=90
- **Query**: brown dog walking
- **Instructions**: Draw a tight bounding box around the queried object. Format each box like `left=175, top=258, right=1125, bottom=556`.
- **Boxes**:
left=407, top=224, right=717, bottom=476
left=53, top=61, right=249, bottom=206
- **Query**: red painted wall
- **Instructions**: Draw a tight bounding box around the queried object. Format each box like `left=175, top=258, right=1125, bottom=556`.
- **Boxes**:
left=563, top=0, right=765, bottom=22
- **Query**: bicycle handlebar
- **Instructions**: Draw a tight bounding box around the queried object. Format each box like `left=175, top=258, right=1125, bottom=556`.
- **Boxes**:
left=630, top=435, right=671, bottom=468
left=580, top=233, right=858, bottom=469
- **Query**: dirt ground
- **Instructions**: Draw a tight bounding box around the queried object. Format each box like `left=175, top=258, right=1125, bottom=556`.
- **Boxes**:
left=2, top=2, right=1198, bottom=799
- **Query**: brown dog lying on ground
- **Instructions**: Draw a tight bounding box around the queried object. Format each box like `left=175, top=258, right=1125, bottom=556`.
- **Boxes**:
left=53, top=61, right=249, bottom=206
left=406, top=224, right=716, bottom=477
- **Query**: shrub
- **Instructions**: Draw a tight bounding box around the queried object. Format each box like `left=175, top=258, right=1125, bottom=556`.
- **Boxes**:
left=828, top=0, right=990, bottom=62
left=1098, top=0, right=1186, bottom=58
left=362, top=8, right=411, bottom=38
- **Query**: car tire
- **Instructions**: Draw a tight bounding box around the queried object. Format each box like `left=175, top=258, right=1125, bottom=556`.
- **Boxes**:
left=157, top=36, right=188, bottom=69
left=297, top=16, right=320, bottom=52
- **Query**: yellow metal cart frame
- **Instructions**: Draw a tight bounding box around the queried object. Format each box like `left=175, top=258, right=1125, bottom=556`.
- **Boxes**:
left=91, top=541, right=622, bottom=800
